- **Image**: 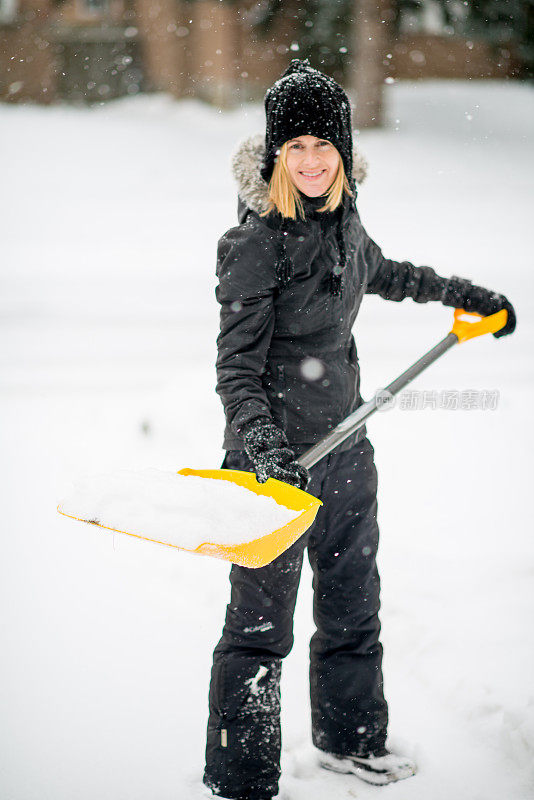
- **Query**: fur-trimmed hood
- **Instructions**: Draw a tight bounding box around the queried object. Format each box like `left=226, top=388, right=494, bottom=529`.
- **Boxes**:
left=231, top=133, right=368, bottom=216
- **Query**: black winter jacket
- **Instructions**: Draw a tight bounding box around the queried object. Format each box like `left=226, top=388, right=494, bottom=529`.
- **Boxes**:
left=216, top=135, right=446, bottom=452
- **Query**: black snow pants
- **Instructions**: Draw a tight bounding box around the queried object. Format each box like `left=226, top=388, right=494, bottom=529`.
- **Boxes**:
left=203, top=437, right=388, bottom=800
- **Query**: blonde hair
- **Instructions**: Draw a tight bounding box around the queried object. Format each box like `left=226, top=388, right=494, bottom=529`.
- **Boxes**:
left=261, top=140, right=353, bottom=220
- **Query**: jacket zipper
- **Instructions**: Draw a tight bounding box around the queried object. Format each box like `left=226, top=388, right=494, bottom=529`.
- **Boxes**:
left=277, top=365, right=288, bottom=429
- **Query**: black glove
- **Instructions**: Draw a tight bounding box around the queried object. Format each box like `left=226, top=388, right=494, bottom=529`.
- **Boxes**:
left=441, top=275, right=516, bottom=338
left=240, top=417, right=309, bottom=490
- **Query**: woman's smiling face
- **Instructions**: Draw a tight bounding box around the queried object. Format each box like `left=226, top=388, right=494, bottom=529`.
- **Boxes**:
left=284, top=135, right=341, bottom=197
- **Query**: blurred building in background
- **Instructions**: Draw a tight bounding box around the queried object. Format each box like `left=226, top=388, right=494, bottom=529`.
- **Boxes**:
left=1, top=0, right=532, bottom=122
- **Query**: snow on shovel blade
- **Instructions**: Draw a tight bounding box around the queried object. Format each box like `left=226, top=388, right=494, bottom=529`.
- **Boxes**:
left=180, top=468, right=322, bottom=567
left=57, top=467, right=322, bottom=569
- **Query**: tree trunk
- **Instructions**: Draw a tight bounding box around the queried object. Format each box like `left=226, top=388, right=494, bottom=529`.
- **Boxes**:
left=351, top=0, right=393, bottom=128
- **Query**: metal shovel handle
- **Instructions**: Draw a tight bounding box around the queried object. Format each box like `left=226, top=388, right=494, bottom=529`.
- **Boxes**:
left=297, top=308, right=508, bottom=470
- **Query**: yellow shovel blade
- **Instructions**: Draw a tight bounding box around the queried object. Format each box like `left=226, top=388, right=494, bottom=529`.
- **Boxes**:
left=58, top=468, right=322, bottom=569
left=178, top=468, right=322, bottom=568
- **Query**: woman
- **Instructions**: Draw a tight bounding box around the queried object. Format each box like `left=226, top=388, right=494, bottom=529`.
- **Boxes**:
left=203, top=60, right=515, bottom=800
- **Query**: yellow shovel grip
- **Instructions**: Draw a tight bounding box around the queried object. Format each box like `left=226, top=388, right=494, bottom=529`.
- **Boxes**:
left=450, top=307, right=508, bottom=343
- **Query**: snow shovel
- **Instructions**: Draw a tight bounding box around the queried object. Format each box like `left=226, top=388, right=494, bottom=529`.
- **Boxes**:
left=58, top=308, right=507, bottom=568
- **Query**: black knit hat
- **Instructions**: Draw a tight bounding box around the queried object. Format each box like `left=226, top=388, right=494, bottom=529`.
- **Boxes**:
left=261, top=59, right=354, bottom=185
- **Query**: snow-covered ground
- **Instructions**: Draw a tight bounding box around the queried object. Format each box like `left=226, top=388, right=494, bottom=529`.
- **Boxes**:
left=1, top=80, right=533, bottom=800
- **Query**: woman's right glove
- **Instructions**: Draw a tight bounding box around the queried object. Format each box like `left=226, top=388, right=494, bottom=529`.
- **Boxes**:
left=240, top=417, right=309, bottom=490
left=440, top=275, right=516, bottom=338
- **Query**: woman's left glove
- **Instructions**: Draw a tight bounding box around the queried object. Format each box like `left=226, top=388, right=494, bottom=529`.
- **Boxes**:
left=441, top=276, right=516, bottom=338
left=240, top=417, right=310, bottom=490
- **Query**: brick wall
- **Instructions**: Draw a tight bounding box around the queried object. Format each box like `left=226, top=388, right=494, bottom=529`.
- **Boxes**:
left=0, top=0, right=57, bottom=102
left=0, top=1, right=521, bottom=105
left=389, top=34, right=520, bottom=80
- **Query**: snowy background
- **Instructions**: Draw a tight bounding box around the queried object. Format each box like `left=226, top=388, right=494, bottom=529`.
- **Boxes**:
left=1, top=80, right=533, bottom=799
